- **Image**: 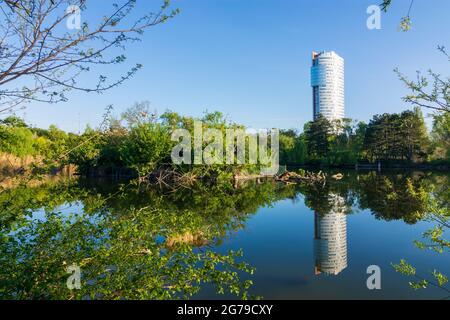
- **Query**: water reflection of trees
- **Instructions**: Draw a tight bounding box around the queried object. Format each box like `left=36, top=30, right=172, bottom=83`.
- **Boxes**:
left=355, top=172, right=429, bottom=224
left=297, top=171, right=446, bottom=279
left=0, top=171, right=446, bottom=299
left=0, top=178, right=295, bottom=300
left=298, top=171, right=445, bottom=225
left=298, top=178, right=355, bottom=216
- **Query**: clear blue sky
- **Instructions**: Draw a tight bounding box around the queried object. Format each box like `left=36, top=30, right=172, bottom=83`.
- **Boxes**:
left=17, top=0, right=450, bottom=132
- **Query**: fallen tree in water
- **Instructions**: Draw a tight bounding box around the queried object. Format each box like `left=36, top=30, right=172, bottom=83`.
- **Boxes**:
left=146, top=168, right=198, bottom=189
left=142, top=166, right=328, bottom=191
left=276, top=170, right=327, bottom=185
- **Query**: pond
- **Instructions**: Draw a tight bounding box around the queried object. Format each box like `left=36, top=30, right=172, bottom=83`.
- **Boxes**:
left=0, top=170, right=448, bottom=300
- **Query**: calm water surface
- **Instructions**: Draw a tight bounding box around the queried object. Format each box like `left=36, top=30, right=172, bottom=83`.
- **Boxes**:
left=1, top=170, right=449, bottom=299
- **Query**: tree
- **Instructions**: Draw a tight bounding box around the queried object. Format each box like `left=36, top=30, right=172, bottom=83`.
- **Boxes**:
left=67, top=125, right=102, bottom=173
left=279, top=129, right=307, bottom=165
left=327, top=119, right=365, bottom=165
left=0, top=115, right=28, bottom=127
left=351, top=121, right=367, bottom=161
left=430, top=112, right=450, bottom=162
left=401, top=108, right=429, bottom=162
left=121, top=101, right=156, bottom=128
left=304, top=115, right=331, bottom=161
left=120, top=122, right=172, bottom=177
left=363, top=110, right=429, bottom=162
left=0, top=0, right=179, bottom=113
left=97, top=119, right=128, bottom=169
left=0, top=124, right=36, bottom=157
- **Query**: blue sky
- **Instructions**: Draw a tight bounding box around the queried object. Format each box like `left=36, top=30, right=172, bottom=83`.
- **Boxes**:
left=16, top=0, right=450, bottom=132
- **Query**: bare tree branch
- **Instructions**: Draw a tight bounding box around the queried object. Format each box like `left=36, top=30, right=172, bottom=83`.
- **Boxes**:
left=0, top=0, right=179, bottom=114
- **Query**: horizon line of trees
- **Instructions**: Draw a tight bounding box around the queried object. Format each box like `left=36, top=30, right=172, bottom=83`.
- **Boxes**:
left=280, top=107, right=448, bottom=166
left=0, top=104, right=265, bottom=178
left=0, top=103, right=448, bottom=177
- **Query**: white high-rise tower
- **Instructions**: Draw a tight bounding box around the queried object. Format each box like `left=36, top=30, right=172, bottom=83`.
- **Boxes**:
left=311, top=51, right=345, bottom=121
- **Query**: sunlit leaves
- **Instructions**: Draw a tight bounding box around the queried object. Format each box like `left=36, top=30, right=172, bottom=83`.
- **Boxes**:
left=409, top=280, right=428, bottom=290
left=398, top=16, right=412, bottom=32
left=393, top=196, right=449, bottom=295
left=392, top=259, right=416, bottom=276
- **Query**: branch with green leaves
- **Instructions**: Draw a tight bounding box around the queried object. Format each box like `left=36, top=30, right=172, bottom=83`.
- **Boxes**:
left=392, top=260, right=449, bottom=298
left=0, top=0, right=179, bottom=114
left=395, top=46, right=450, bottom=113
left=392, top=195, right=449, bottom=298
left=380, top=0, right=415, bottom=32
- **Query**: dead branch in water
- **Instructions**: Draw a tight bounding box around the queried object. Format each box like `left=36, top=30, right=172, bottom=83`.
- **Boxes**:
left=276, top=170, right=327, bottom=185
left=146, top=168, right=198, bottom=191
left=143, top=167, right=328, bottom=191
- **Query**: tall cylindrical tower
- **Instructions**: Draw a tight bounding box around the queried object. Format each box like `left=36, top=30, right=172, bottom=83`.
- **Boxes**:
left=311, top=51, right=345, bottom=121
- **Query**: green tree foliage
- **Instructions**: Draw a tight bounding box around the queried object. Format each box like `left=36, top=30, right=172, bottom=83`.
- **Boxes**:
left=357, top=173, right=428, bottom=224
left=430, top=112, right=450, bottom=163
left=0, top=105, right=441, bottom=174
left=363, top=108, right=429, bottom=162
left=279, top=130, right=307, bottom=165
left=0, top=125, right=36, bottom=157
left=42, top=125, right=70, bottom=161
left=279, top=108, right=432, bottom=167
left=67, top=126, right=103, bottom=174
left=0, top=178, right=297, bottom=300
left=0, top=116, right=28, bottom=128
left=305, top=115, right=332, bottom=162
left=327, top=119, right=366, bottom=166
left=285, top=116, right=366, bottom=166
left=0, top=117, right=71, bottom=164
left=394, top=47, right=450, bottom=163
left=1, top=170, right=445, bottom=299
left=392, top=195, right=449, bottom=295
left=390, top=48, right=450, bottom=296
left=120, top=122, right=173, bottom=177
left=97, top=122, right=128, bottom=170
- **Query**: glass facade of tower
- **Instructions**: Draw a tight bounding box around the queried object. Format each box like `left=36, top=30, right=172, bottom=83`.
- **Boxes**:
left=311, top=51, right=345, bottom=121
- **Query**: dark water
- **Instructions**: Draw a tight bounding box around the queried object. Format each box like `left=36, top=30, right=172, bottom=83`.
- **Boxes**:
left=1, top=170, right=449, bottom=300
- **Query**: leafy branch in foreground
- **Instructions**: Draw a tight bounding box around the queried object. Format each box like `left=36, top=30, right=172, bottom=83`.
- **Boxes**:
left=380, top=0, right=415, bottom=32
left=0, top=0, right=179, bottom=114
left=414, top=198, right=450, bottom=253
left=395, top=46, right=450, bottom=113
left=392, top=260, right=449, bottom=296
left=392, top=196, right=450, bottom=298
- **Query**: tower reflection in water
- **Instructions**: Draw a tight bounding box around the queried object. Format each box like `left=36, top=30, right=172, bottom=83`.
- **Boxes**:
left=314, top=194, right=348, bottom=276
